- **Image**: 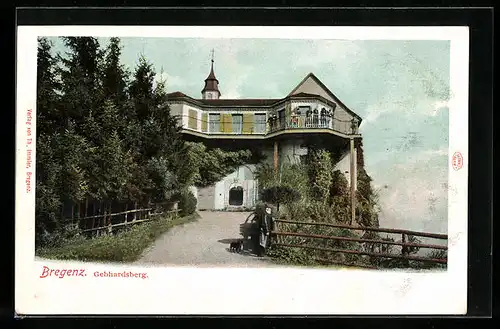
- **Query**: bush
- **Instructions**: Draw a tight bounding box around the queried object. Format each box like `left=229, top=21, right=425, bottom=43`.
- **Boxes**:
left=179, top=190, right=197, bottom=216
left=260, top=185, right=301, bottom=205
left=36, top=213, right=198, bottom=262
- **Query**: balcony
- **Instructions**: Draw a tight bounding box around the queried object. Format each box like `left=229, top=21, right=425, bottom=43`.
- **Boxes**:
left=268, top=114, right=359, bottom=136
left=181, top=112, right=360, bottom=140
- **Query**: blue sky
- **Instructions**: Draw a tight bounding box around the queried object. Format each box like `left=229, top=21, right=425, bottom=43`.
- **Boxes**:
left=49, top=37, right=450, bottom=234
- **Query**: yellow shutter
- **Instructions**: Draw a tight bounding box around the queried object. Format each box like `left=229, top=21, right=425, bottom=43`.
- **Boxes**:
left=242, top=113, right=254, bottom=134
left=220, top=113, right=225, bottom=133
left=188, top=109, right=197, bottom=130
left=222, top=113, right=232, bottom=133
left=201, top=113, right=208, bottom=132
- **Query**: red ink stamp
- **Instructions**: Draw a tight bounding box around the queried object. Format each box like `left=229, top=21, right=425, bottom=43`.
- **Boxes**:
left=452, top=152, right=463, bottom=171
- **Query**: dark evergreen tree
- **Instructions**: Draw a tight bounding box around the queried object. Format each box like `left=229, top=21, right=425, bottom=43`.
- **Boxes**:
left=35, top=37, right=63, bottom=245
left=57, top=37, right=104, bottom=129
left=128, top=55, right=156, bottom=123
left=102, top=37, right=130, bottom=123
left=36, top=37, right=62, bottom=135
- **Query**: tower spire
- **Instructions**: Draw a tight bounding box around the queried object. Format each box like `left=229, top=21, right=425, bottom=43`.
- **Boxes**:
left=201, top=49, right=221, bottom=99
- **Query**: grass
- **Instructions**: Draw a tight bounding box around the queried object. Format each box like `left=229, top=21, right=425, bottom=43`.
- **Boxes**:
left=36, top=213, right=200, bottom=263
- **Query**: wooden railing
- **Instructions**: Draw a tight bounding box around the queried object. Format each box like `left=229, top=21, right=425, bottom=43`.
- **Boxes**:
left=268, top=116, right=358, bottom=135
left=271, top=219, right=448, bottom=268
left=66, top=207, right=181, bottom=236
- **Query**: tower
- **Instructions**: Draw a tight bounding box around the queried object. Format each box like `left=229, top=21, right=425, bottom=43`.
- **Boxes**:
left=201, top=49, right=221, bottom=100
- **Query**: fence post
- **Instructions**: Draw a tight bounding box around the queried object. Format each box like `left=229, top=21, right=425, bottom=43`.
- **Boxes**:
left=401, top=233, right=407, bottom=255
left=133, top=202, right=137, bottom=221
left=102, top=210, right=107, bottom=236
left=401, top=233, right=410, bottom=267
left=108, top=216, right=112, bottom=235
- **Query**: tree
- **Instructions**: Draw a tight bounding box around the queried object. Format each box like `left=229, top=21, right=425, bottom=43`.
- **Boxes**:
left=128, top=55, right=156, bottom=122
left=36, top=37, right=62, bottom=135
left=57, top=37, right=104, bottom=129
left=102, top=37, right=129, bottom=107
left=126, top=55, right=187, bottom=204
left=36, top=37, right=64, bottom=245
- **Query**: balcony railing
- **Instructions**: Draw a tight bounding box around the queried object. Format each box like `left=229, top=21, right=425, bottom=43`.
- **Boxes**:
left=268, top=115, right=358, bottom=135
left=182, top=113, right=359, bottom=136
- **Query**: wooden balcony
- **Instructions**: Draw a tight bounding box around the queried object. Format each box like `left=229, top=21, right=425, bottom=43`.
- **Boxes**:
left=268, top=115, right=359, bottom=136
left=181, top=113, right=360, bottom=140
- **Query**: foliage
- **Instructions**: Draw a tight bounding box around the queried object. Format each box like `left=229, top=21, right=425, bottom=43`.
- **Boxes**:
left=266, top=246, right=319, bottom=266
left=35, top=37, right=192, bottom=248
left=37, top=213, right=198, bottom=262
left=266, top=143, right=385, bottom=267
left=255, top=161, right=309, bottom=200
left=306, top=148, right=333, bottom=203
left=146, top=156, right=179, bottom=203
left=279, top=161, right=310, bottom=196
left=356, top=140, right=380, bottom=227
left=179, top=191, right=197, bottom=217
left=419, top=249, right=448, bottom=269
left=102, top=37, right=129, bottom=110
left=185, top=142, right=253, bottom=188
left=260, top=185, right=301, bottom=206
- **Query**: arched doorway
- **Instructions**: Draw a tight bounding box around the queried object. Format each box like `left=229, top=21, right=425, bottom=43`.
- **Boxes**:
left=228, top=186, right=244, bottom=206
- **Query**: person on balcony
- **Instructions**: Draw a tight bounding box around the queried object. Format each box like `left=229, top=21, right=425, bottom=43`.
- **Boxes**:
left=290, top=109, right=299, bottom=128
left=306, top=109, right=312, bottom=127
left=268, top=115, right=277, bottom=131
left=312, top=109, right=319, bottom=127
left=320, top=108, right=328, bottom=128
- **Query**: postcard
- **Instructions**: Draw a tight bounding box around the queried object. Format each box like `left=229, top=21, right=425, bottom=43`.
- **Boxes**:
left=16, top=25, right=469, bottom=315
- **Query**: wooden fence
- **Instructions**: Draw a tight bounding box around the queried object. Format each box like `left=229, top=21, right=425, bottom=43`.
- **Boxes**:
left=271, top=219, right=448, bottom=269
left=66, top=207, right=181, bottom=236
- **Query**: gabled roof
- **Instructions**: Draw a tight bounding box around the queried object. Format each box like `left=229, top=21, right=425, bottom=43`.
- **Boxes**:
left=288, top=72, right=362, bottom=122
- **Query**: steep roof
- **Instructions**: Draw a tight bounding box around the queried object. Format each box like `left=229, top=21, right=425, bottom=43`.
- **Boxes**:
left=288, top=72, right=362, bottom=122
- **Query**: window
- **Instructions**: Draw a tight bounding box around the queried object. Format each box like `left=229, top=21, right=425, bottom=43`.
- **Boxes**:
left=232, top=114, right=243, bottom=133
left=209, top=113, right=220, bottom=132
left=278, top=109, right=286, bottom=128
left=254, top=113, right=267, bottom=133
left=298, top=106, right=310, bottom=116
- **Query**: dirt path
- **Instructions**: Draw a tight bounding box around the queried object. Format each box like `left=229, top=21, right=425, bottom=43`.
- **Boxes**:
left=135, top=211, right=280, bottom=268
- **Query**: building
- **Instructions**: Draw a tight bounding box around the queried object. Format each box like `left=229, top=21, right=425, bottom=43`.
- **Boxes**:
left=167, top=56, right=363, bottom=217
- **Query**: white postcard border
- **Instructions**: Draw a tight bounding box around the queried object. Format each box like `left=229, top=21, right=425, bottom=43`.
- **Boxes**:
left=15, top=25, right=469, bottom=315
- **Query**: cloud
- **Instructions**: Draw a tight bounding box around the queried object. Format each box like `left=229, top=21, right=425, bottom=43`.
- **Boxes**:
left=431, top=100, right=450, bottom=117
left=154, top=71, right=186, bottom=90
left=372, top=148, right=448, bottom=234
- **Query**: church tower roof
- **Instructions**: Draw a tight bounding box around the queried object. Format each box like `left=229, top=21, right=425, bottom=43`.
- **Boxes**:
left=201, top=50, right=221, bottom=98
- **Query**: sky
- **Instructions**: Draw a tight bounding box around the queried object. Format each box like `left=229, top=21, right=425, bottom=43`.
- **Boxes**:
left=49, top=37, right=450, bottom=234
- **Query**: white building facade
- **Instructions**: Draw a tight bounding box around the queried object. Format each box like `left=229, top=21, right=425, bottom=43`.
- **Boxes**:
left=166, top=60, right=362, bottom=211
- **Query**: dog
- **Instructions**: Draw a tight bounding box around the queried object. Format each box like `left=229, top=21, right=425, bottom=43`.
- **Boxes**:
left=229, top=239, right=243, bottom=253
